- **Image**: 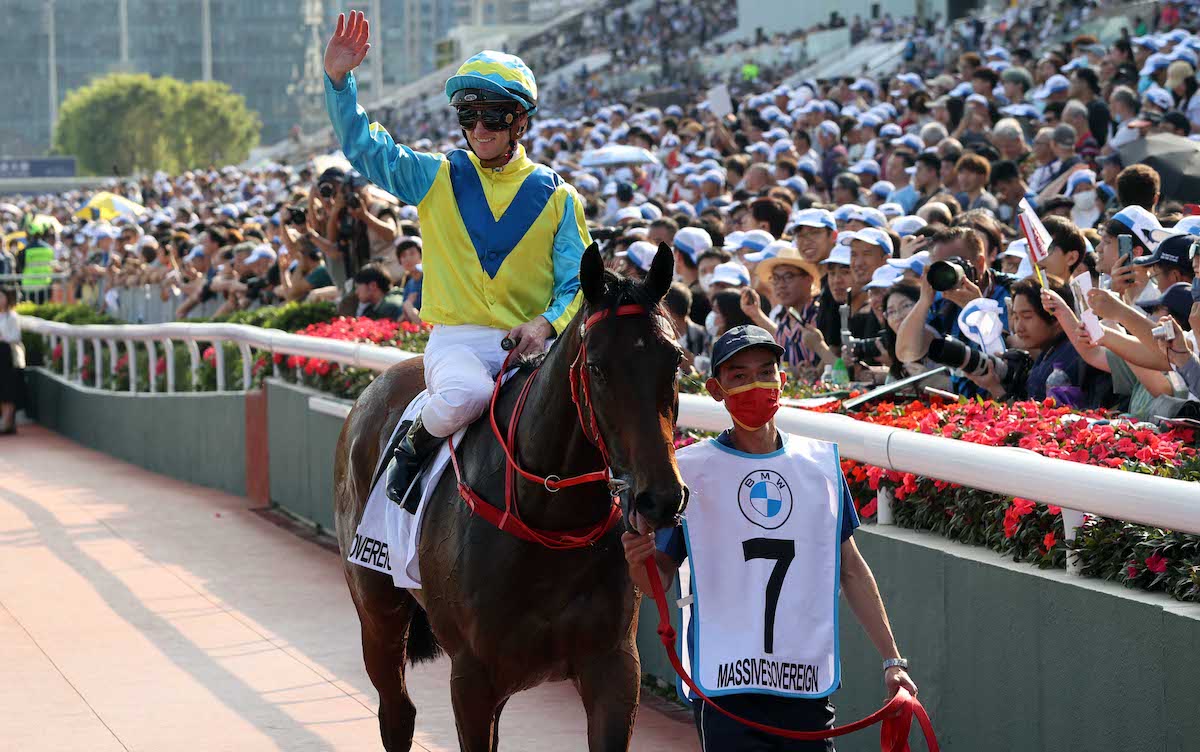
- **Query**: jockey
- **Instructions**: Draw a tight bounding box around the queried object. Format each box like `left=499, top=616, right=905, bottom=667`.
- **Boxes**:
left=323, top=12, right=589, bottom=470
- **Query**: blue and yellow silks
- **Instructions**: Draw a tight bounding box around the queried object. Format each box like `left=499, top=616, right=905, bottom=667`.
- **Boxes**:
left=324, top=72, right=586, bottom=334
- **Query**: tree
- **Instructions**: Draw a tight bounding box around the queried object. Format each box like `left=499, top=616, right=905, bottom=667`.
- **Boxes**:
left=52, top=73, right=261, bottom=175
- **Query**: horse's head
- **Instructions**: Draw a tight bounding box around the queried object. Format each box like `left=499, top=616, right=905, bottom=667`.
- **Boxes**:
left=577, top=241, right=688, bottom=534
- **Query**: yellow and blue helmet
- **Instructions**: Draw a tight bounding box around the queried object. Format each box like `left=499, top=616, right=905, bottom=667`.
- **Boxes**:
left=445, top=51, right=538, bottom=115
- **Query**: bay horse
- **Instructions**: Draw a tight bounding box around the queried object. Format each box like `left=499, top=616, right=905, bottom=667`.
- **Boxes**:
left=333, top=242, right=689, bottom=751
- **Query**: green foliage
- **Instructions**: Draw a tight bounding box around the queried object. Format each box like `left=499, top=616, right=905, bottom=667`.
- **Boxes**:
left=51, top=73, right=260, bottom=175
left=211, top=301, right=337, bottom=332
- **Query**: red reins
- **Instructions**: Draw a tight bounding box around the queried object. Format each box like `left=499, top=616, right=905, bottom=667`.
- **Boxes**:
left=643, top=559, right=940, bottom=751
left=447, top=304, right=651, bottom=549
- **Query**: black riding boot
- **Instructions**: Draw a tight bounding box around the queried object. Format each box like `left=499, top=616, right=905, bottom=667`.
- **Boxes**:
left=385, top=414, right=441, bottom=507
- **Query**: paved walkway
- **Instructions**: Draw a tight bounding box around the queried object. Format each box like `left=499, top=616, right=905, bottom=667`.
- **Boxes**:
left=0, top=425, right=696, bottom=751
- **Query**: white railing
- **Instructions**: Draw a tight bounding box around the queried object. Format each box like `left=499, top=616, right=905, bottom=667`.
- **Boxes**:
left=20, top=317, right=1200, bottom=550
left=20, top=317, right=416, bottom=394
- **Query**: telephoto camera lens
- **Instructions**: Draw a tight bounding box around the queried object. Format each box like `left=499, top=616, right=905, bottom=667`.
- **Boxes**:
left=927, top=260, right=965, bottom=292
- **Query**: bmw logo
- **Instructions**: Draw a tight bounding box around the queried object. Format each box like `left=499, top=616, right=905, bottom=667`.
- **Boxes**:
left=737, top=470, right=793, bottom=530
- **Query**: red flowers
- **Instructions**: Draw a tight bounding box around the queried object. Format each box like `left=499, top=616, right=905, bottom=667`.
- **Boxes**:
left=294, top=316, right=432, bottom=347
left=202, top=346, right=216, bottom=366
left=1042, top=532, right=1056, bottom=552
left=1003, top=497, right=1037, bottom=538
left=1145, top=553, right=1168, bottom=574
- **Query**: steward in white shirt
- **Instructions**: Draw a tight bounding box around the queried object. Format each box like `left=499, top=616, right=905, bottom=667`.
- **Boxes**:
left=623, top=325, right=917, bottom=751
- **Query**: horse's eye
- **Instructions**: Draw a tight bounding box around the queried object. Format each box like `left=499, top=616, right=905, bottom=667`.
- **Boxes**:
left=587, top=362, right=605, bottom=381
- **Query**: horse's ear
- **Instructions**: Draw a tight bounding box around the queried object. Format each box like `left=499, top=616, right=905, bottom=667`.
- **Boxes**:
left=579, top=242, right=605, bottom=305
left=643, top=242, right=674, bottom=302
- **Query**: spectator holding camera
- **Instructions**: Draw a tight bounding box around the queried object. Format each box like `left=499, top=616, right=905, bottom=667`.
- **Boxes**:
left=308, top=167, right=398, bottom=297
left=279, top=237, right=336, bottom=303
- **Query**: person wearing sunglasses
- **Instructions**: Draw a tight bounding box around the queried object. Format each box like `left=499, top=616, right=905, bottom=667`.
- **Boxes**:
left=323, top=11, right=591, bottom=473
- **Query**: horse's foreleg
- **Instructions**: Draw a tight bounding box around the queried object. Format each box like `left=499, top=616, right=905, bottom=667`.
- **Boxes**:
left=449, top=654, right=502, bottom=752
left=576, top=645, right=641, bottom=752
left=359, top=603, right=418, bottom=752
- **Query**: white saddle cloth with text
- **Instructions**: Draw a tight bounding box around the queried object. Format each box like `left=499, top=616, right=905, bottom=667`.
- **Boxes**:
left=346, top=391, right=460, bottom=589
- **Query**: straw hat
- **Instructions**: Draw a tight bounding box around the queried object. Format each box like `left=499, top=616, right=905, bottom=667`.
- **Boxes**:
left=755, top=245, right=822, bottom=295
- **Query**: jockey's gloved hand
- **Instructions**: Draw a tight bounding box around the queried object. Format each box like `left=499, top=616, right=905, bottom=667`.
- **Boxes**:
left=505, top=316, right=554, bottom=358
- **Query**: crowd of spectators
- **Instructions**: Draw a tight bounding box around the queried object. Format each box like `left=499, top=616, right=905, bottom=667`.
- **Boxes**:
left=4, top=0, right=1200, bottom=426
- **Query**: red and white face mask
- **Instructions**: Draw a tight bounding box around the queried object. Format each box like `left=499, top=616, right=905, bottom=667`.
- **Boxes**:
left=717, top=373, right=786, bottom=431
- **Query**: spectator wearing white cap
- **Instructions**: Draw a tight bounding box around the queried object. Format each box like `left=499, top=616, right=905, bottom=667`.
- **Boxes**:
left=867, top=182, right=896, bottom=208
left=999, top=239, right=1029, bottom=276
left=789, top=208, right=838, bottom=266
left=615, top=240, right=657, bottom=281
left=1103, top=204, right=1163, bottom=305
left=1064, top=169, right=1102, bottom=229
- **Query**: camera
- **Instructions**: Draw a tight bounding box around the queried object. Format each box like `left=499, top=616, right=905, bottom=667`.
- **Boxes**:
left=286, top=206, right=307, bottom=226
left=318, top=181, right=337, bottom=198
left=1151, top=323, right=1176, bottom=341
left=927, top=336, right=1033, bottom=396
left=927, top=256, right=977, bottom=292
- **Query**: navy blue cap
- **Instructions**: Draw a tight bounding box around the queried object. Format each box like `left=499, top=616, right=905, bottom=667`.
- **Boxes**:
left=1138, top=282, right=1193, bottom=326
left=711, top=325, right=784, bottom=372
left=1133, top=234, right=1197, bottom=273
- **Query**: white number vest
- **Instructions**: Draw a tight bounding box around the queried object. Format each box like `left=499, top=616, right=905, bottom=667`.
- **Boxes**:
left=675, top=433, right=843, bottom=699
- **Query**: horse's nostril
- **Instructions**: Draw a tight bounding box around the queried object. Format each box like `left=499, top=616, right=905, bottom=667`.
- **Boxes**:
left=634, top=491, right=655, bottom=514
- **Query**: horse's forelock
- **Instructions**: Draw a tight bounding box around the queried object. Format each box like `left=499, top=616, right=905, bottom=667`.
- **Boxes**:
left=591, top=270, right=682, bottom=357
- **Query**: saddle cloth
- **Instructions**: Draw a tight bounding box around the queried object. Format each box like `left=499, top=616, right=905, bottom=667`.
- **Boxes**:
left=347, top=391, right=460, bottom=589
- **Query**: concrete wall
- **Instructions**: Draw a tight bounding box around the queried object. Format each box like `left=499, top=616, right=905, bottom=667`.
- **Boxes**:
left=829, top=526, right=1200, bottom=752
left=26, top=368, right=247, bottom=497
left=266, top=378, right=344, bottom=532
left=27, top=373, right=1200, bottom=751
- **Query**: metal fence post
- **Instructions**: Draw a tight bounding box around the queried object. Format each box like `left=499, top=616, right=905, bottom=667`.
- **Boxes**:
left=876, top=486, right=894, bottom=525
left=238, top=342, right=252, bottom=391
left=146, top=340, right=157, bottom=394
left=125, top=339, right=137, bottom=395
left=185, top=340, right=200, bottom=392
left=164, top=339, right=175, bottom=393
left=92, top=339, right=103, bottom=389
left=1061, top=508, right=1086, bottom=576
left=214, top=341, right=226, bottom=392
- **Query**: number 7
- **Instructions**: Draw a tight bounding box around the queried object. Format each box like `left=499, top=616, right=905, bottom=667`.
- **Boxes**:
left=742, top=538, right=795, bottom=654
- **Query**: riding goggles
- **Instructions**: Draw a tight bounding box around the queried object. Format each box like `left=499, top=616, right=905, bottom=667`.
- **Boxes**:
left=456, top=106, right=517, bottom=132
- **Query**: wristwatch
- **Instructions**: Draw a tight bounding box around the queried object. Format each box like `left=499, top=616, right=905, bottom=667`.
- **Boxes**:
left=883, top=657, right=909, bottom=671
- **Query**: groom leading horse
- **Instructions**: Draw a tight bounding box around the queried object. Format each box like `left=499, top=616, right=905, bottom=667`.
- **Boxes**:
left=326, top=11, right=689, bottom=751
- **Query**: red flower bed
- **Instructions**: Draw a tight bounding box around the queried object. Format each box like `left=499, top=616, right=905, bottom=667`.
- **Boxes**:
left=270, top=317, right=433, bottom=398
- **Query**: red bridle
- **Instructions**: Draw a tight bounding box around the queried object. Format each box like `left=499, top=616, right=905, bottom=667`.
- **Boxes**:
left=447, top=304, right=660, bottom=549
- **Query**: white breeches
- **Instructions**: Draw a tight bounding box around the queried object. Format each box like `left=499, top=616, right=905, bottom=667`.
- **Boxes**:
left=420, top=324, right=511, bottom=438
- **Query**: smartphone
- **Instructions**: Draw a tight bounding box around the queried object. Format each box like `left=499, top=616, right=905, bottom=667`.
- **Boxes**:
left=1192, top=277, right=1200, bottom=303
left=1117, top=234, right=1133, bottom=267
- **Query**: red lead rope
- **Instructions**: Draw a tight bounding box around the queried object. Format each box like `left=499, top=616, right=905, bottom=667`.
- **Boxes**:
left=643, top=560, right=940, bottom=751
left=446, top=305, right=650, bottom=549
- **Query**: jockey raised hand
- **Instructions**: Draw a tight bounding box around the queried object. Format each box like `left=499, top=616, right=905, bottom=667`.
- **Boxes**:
left=323, top=11, right=589, bottom=470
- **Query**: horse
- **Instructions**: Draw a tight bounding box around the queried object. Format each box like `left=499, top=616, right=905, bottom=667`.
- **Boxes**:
left=334, top=242, right=689, bottom=751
